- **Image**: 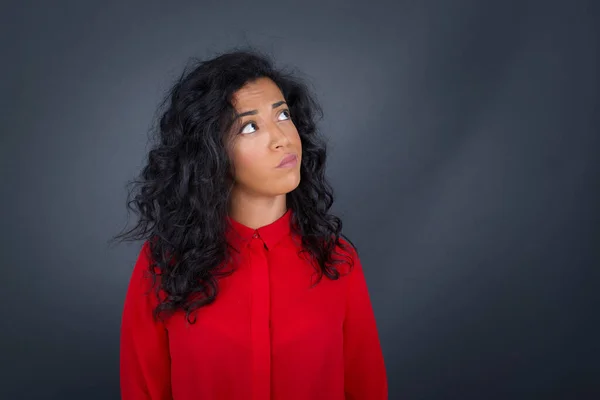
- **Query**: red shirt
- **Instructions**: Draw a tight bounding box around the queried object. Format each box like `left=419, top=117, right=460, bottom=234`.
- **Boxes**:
left=120, top=209, right=388, bottom=399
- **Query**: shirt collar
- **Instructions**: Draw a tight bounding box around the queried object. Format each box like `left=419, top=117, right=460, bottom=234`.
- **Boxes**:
left=226, top=208, right=293, bottom=251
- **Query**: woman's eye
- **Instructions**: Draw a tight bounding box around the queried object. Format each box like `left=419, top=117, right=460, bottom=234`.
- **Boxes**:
left=278, top=109, right=291, bottom=121
left=240, top=122, right=257, bottom=134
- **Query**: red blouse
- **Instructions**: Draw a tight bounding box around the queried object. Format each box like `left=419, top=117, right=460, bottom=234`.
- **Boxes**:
left=120, top=209, right=387, bottom=399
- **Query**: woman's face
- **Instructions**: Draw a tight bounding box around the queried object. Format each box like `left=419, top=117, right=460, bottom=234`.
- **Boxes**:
left=227, top=77, right=302, bottom=198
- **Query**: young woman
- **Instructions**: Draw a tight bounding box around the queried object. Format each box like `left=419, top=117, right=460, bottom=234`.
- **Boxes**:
left=114, top=48, right=387, bottom=399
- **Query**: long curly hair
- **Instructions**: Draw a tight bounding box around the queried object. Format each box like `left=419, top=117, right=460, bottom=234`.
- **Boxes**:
left=110, top=47, right=357, bottom=323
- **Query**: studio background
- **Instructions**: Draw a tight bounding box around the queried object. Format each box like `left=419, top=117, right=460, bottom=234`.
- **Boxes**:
left=1, top=0, right=598, bottom=399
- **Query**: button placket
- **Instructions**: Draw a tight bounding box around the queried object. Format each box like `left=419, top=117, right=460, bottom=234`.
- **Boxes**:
left=248, top=235, right=271, bottom=400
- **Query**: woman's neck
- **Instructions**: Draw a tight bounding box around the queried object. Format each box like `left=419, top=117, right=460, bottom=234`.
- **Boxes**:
left=228, top=191, right=288, bottom=229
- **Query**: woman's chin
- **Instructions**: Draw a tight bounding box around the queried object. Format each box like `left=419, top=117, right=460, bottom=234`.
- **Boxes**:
left=269, top=177, right=301, bottom=196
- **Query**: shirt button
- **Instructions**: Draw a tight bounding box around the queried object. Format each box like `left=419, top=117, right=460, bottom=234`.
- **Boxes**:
left=253, top=233, right=259, bottom=238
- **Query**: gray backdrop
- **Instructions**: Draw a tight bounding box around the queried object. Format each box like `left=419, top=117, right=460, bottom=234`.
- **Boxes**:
left=1, top=0, right=598, bottom=399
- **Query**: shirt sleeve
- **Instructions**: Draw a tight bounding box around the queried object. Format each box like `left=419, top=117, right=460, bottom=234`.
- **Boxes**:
left=120, top=241, right=172, bottom=399
left=343, top=249, right=388, bottom=400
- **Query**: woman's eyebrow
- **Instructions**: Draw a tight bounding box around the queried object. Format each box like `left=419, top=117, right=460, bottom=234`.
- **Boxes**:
left=234, top=101, right=287, bottom=119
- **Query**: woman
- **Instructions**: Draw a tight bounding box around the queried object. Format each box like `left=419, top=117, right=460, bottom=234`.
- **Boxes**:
left=114, top=48, right=387, bottom=399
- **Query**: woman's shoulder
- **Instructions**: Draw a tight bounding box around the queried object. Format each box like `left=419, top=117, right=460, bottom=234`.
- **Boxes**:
left=135, top=240, right=161, bottom=274
left=127, top=240, right=165, bottom=299
left=332, top=235, right=360, bottom=276
left=337, top=235, right=359, bottom=258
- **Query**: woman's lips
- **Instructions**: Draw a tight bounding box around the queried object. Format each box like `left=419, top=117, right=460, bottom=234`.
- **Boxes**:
left=277, top=153, right=298, bottom=168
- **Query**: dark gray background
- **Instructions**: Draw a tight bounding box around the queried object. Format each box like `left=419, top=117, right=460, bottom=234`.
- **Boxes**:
left=1, top=0, right=598, bottom=399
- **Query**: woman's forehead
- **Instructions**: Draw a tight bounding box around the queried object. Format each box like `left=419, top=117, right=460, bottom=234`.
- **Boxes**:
left=232, top=78, right=283, bottom=107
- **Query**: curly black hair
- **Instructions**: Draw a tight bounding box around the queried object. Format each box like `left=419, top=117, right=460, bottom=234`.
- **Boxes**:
left=110, top=47, right=357, bottom=324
